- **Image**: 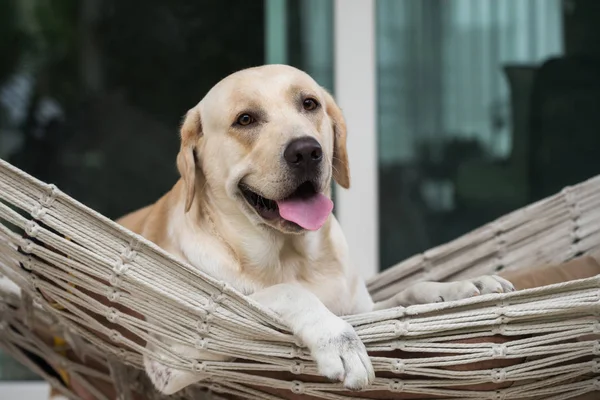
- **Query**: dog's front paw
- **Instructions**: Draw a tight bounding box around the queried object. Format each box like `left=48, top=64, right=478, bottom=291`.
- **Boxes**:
left=306, top=320, right=374, bottom=390
left=468, top=275, right=515, bottom=295
left=435, top=275, right=516, bottom=302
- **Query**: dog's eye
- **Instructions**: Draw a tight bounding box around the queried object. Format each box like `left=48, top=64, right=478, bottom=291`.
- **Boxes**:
left=236, top=113, right=255, bottom=126
left=303, top=98, right=319, bottom=111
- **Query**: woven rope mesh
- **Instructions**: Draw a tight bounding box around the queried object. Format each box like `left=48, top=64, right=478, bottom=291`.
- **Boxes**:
left=1, top=157, right=600, bottom=399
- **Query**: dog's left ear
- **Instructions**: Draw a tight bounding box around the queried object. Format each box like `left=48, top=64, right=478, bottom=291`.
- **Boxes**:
left=323, top=90, right=350, bottom=188
left=177, top=107, right=203, bottom=212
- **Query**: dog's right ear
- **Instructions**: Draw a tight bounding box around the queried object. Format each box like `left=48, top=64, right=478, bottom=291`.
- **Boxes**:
left=176, top=108, right=203, bottom=212
left=322, top=90, right=350, bottom=189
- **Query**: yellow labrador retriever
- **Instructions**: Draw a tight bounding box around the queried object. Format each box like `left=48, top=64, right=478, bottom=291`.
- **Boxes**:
left=117, top=64, right=515, bottom=394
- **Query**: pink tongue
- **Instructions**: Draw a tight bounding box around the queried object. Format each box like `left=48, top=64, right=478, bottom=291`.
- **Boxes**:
left=276, top=194, right=334, bottom=231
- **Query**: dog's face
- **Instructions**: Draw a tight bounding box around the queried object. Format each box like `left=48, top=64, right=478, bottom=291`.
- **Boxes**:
left=177, top=65, right=350, bottom=234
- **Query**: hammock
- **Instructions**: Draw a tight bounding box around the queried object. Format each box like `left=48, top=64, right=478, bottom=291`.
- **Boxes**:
left=1, top=157, right=600, bottom=400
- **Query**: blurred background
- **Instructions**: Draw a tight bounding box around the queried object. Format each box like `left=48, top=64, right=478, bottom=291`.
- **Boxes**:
left=1, top=0, right=600, bottom=388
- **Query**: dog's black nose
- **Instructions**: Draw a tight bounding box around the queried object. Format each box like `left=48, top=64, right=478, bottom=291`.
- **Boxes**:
left=284, top=137, right=323, bottom=173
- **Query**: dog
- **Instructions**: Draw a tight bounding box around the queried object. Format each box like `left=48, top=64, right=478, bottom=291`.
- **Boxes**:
left=116, top=64, right=515, bottom=394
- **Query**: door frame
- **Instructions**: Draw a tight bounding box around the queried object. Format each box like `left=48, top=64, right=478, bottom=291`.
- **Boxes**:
left=333, top=0, right=379, bottom=279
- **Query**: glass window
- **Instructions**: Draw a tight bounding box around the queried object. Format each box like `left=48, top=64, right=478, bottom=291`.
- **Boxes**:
left=291, top=0, right=334, bottom=92
left=265, top=0, right=333, bottom=90
left=376, top=0, right=567, bottom=269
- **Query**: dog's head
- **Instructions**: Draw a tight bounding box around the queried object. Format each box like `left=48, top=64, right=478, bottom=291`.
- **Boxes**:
left=177, top=65, right=349, bottom=234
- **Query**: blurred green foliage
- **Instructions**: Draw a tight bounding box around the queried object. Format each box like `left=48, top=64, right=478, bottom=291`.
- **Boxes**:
left=2, top=0, right=264, bottom=219
left=0, top=0, right=27, bottom=85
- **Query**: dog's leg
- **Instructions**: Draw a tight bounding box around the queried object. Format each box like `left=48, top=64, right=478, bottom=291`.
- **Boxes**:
left=251, top=284, right=375, bottom=390
left=145, top=283, right=376, bottom=393
left=374, top=275, right=515, bottom=310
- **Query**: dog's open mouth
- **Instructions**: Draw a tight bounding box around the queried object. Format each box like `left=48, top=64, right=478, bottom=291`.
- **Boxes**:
left=239, top=181, right=333, bottom=231
left=239, top=184, right=281, bottom=221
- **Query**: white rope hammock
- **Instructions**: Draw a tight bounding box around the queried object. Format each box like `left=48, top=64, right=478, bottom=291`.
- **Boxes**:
left=1, top=157, right=600, bottom=400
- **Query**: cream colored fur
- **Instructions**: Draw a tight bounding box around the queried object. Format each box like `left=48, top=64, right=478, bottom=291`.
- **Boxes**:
left=116, top=65, right=514, bottom=394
